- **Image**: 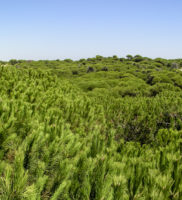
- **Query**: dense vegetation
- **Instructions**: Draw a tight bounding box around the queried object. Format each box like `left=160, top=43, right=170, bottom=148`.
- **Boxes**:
left=1, top=55, right=182, bottom=199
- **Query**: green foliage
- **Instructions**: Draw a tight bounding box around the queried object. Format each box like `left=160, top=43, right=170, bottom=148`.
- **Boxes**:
left=9, top=59, right=18, bottom=65
left=1, top=56, right=182, bottom=199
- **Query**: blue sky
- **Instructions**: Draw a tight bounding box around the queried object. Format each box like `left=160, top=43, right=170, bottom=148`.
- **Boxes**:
left=0, top=0, right=182, bottom=60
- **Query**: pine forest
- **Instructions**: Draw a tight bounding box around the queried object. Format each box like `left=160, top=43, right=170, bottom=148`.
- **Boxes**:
left=1, top=55, right=182, bottom=199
